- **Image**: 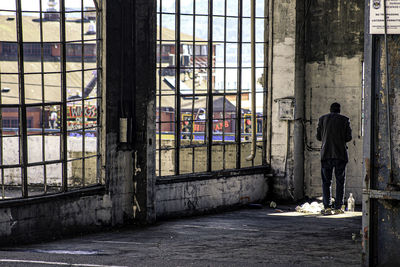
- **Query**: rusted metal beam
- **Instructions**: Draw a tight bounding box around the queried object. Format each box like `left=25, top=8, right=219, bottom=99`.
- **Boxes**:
left=363, top=0, right=400, bottom=265
left=366, top=189, right=400, bottom=201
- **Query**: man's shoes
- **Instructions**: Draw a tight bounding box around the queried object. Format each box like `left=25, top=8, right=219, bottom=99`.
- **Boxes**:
left=321, top=208, right=333, bottom=215
left=333, top=208, right=344, bottom=215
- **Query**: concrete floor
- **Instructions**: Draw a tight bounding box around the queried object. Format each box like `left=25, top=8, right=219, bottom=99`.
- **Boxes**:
left=0, top=205, right=362, bottom=267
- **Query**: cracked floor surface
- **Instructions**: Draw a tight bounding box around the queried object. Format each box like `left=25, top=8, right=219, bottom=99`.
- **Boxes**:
left=0, top=205, right=362, bottom=266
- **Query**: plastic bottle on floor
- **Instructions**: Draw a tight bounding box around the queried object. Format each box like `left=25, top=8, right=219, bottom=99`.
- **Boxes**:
left=347, top=193, right=355, bottom=212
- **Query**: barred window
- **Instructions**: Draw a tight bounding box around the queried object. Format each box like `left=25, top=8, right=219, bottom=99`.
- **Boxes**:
left=156, top=0, right=268, bottom=176
left=0, top=0, right=102, bottom=200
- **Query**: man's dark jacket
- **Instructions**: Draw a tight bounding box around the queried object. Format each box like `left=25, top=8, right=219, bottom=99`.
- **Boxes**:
left=316, top=112, right=352, bottom=162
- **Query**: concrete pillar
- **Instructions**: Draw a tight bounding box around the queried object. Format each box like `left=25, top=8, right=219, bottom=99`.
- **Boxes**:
left=104, top=0, right=156, bottom=224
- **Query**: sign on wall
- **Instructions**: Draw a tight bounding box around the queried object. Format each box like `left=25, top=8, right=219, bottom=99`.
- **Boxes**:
left=370, top=0, right=400, bottom=34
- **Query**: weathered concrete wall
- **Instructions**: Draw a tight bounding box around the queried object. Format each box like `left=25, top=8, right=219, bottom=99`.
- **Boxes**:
left=304, top=56, right=363, bottom=203
left=268, top=0, right=298, bottom=200
left=304, top=0, right=364, bottom=203
left=156, top=174, right=268, bottom=218
left=0, top=191, right=112, bottom=245
left=268, top=0, right=364, bottom=203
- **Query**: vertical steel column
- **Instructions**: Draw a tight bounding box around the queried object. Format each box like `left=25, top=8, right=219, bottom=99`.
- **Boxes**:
left=235, top=0, right=243, bottom=169
left=206, top=0, right=214, bottom=172
left=15, top=0, right=29, bottom=198
left=60, top=0, right=68, bottom=191
left=174, top=0, right=181, bottom=175
left=363, top=0, right=400, bottom=265
left=262, top=0, right=269, bottom=165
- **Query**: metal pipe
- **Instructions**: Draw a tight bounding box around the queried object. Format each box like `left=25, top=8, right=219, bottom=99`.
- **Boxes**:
left=262, top=0, right=269, bottom=165
left=267, top=0, right=273, bottom=164
left=383, top=0, right=394, bottom=184
left=246, top=0, right=256, bottom=161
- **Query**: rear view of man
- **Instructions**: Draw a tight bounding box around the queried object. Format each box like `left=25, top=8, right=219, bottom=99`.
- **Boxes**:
left=316, top=102, right=352, bottom=215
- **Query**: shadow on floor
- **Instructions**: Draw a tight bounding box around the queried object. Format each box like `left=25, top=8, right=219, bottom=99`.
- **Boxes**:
left=0, top=204, right=362, bottom=267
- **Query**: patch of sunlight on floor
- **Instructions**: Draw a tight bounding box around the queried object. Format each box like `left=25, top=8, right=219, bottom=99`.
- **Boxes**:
left=267, top=211, right=362, bottom=218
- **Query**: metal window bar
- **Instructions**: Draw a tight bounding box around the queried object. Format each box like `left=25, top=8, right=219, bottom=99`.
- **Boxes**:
left=0, top=57, right=4, bottom=199
left=81, top=0, right=86, bottom=187
left=190, top=1, right=196, bottom=173
left=206, top=0, right=213, bottom=172
left=95, top=0, right=102, bottom=185
left=235, top=0, right=243, bottom=169
left=16, top=0, right=29, bottom=198
left=39, top=0, right=48, bottom=194
left=222, top=0, right=227, bottom=170
left=174, top=0, right=181, bottom=175
left=60, top=0, right=68, bottom=192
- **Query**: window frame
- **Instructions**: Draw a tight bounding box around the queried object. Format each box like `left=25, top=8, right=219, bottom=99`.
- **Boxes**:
left=156, top=0, right=269, bottom=178
left=0, top=0, right=103, bottom=200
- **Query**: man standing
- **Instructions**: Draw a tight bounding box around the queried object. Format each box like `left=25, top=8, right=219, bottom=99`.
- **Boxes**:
left=317, top=102, right=352, bottom=214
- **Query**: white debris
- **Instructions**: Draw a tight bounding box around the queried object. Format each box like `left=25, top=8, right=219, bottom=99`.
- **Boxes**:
left=295, top=201, right=324, bottom=213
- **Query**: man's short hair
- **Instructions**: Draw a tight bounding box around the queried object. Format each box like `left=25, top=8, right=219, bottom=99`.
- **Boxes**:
left=330, top=102, right=341, bottom=113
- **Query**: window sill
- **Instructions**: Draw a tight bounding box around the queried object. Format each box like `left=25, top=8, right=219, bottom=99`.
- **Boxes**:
left=156, top=165, right=271, bottom=185
left=0, top=185, right=106, bottom=208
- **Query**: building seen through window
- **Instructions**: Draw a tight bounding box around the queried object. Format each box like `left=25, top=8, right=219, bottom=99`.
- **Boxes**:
left=156, top=0, right=268, bottom=176
left=0, top=0, right=102, bottom=200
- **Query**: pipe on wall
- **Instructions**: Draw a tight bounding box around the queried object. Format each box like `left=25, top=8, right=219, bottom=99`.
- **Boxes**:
left=246, top=0, right=256, bottom=161
left=267, top=0, right=273, bottom=164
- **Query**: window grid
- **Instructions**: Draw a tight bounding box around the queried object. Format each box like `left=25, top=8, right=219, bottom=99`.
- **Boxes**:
left=0, top=0, right=102, bottom=200
left=157, top=0, right=268, bottom=176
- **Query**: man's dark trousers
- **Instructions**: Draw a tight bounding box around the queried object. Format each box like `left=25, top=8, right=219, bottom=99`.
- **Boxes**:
left=321, top=159, right=347, bottom=209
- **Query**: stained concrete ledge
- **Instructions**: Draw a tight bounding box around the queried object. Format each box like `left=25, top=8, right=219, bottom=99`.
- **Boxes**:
left=156, top=173, right=269, bottom=219
left=0, top=205, right=362, bottom=267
